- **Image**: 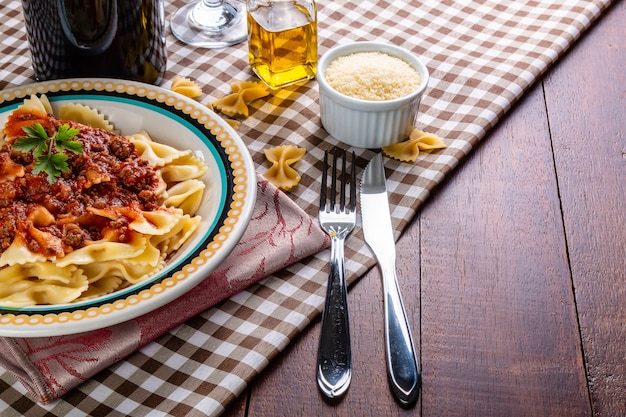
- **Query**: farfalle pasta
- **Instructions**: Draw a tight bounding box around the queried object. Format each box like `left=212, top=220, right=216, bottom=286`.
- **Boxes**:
left=0, top=263, right=87, bottom=306
left=382, top=129, right=447, bottom=162
left=170, top=76, right=203, bottom=99
left=263, top=145, right=306, bottom=191
left=0, top=94, right=207, bottom=307
left=211, top=81, right=269, bottom=117
left=168, top=77, right=267, bottom=128
left=59, top=103, right=115, bottom=131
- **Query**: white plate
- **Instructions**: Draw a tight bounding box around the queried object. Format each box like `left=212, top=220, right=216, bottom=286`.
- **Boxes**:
left=0, top=79, right=257, bottom=337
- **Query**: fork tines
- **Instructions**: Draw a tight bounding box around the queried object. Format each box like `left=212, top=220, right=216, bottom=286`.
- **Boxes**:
left=320, top=148, right=357, bottom=214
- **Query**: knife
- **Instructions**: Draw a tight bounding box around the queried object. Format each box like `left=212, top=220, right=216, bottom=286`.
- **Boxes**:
left=360, top=153, right=420, bottom=406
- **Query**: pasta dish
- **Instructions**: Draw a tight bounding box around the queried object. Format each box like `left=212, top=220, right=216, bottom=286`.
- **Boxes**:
left=0, top=95, right=207, bottom=307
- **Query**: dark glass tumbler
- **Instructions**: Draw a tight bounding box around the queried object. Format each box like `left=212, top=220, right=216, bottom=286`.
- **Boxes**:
left=22, top=0, right=167, bottom=85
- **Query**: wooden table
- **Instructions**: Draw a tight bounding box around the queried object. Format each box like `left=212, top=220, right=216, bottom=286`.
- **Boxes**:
left=223, top=1, right=625, bottom=416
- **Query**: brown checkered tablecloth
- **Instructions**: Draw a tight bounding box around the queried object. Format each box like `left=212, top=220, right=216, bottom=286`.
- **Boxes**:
left=0, top=0, right=612, bottom=415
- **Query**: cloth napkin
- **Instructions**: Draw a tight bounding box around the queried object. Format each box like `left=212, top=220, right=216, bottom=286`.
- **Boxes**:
left=0, top=175, right=328, bottom=403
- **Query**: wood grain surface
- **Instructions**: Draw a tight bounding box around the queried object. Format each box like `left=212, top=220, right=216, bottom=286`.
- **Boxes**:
left=223, top=1, right=625, bottom=416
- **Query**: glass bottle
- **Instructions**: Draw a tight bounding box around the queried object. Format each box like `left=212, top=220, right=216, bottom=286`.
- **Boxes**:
left=22, top=0, right=167, bottom=85
left=247, top=0, right=317, bottom=89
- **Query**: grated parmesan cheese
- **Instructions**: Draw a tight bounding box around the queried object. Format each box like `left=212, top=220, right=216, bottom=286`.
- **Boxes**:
left=324, top=51, right=421, bottom=101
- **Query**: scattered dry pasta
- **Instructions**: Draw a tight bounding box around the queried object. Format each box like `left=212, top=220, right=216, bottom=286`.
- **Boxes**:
left=211, top=81, right=269, bottom=117
left=263, top=145, right=306, bottom=191
left=195, top=101, right=241, bottom=129
left=170, top=76, right=203, bottom=99
left=225, top=119, right=241, bottom=129
left=382, top=129, right=447, bottom=162
left=168, top=77, right=269, bottom=128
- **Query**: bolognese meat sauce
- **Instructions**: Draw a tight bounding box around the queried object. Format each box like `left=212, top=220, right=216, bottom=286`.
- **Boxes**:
left=0, top=111, right=165, bottom=258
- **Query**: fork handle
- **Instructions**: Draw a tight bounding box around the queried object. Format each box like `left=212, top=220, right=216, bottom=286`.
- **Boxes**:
left=316, top=235, right=352, bottom=399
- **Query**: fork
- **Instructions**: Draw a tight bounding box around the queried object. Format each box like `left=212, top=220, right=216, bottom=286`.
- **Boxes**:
left=316, top=148, right=356, bottom=400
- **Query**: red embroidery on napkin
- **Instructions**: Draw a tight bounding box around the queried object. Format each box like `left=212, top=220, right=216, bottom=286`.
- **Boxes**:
left=209, top=178, right=325, bottom=285
left=19, top=329, right=115, bottom=397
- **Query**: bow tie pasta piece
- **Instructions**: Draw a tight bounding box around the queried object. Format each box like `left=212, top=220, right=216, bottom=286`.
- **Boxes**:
left=263, top=145, right=306, bottom=191
left=56, top=232, right=148, bottom=267
left=0, top=152, right=24, bottom=180
left=59, top=103, right=115, bottom=131
left=149, top=214, right=202, bottom=254
left=87, top=206, right=185, bottom=236
left=211, top=81, right=270, bottom=117
left=129, top=130, right=193, bottom=167
left=16, top=205, right=66, bottom=260
left=163, top=180, right=206, bottom=215
left=76, top=276, right=125, bottom=301
left=0, top=235, right=48, bottom=267
left=225, top=119, right=241, bottom=129
left=231, top=81, right=270, bottom=102
left=130, top=209, right=185, bottom=235
left=159, top=153, right=208, bottom=183
left=121, top=239, right=163, bottom=269
left=18, top=94, right=52, bottom=117
left=0, top=263, right=87, bottom=307
left=170, top=76, right=203, bottom=99
left=79, top=258, right=166, bottom=293
left=1, top=95, right=51, bottom=140
left=382, top=129, right=447, bottom=162
left=211, top=93, right=247, bottom=118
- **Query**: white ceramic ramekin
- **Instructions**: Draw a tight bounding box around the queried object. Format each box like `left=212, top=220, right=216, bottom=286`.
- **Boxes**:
left=317, top=41, right=429, bottom=148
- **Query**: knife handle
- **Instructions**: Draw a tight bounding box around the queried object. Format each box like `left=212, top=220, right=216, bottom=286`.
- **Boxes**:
left=316, top=235, right=352, bottom=399
left=380, top=259, right=420, bottom=406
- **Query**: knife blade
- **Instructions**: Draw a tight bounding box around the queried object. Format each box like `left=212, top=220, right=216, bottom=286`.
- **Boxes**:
left=360, top=153, right=420, bottom=406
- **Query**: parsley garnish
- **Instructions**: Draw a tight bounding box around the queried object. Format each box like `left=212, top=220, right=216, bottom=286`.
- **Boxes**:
left=13, top=123, right=83, bottom=184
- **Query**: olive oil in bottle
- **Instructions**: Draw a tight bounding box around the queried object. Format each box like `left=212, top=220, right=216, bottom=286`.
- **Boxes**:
left=247, top=0, right=317, bottom=89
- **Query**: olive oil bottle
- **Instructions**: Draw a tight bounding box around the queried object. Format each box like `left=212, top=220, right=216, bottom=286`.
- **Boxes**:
left=247, top=0, right=317, bottom=89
